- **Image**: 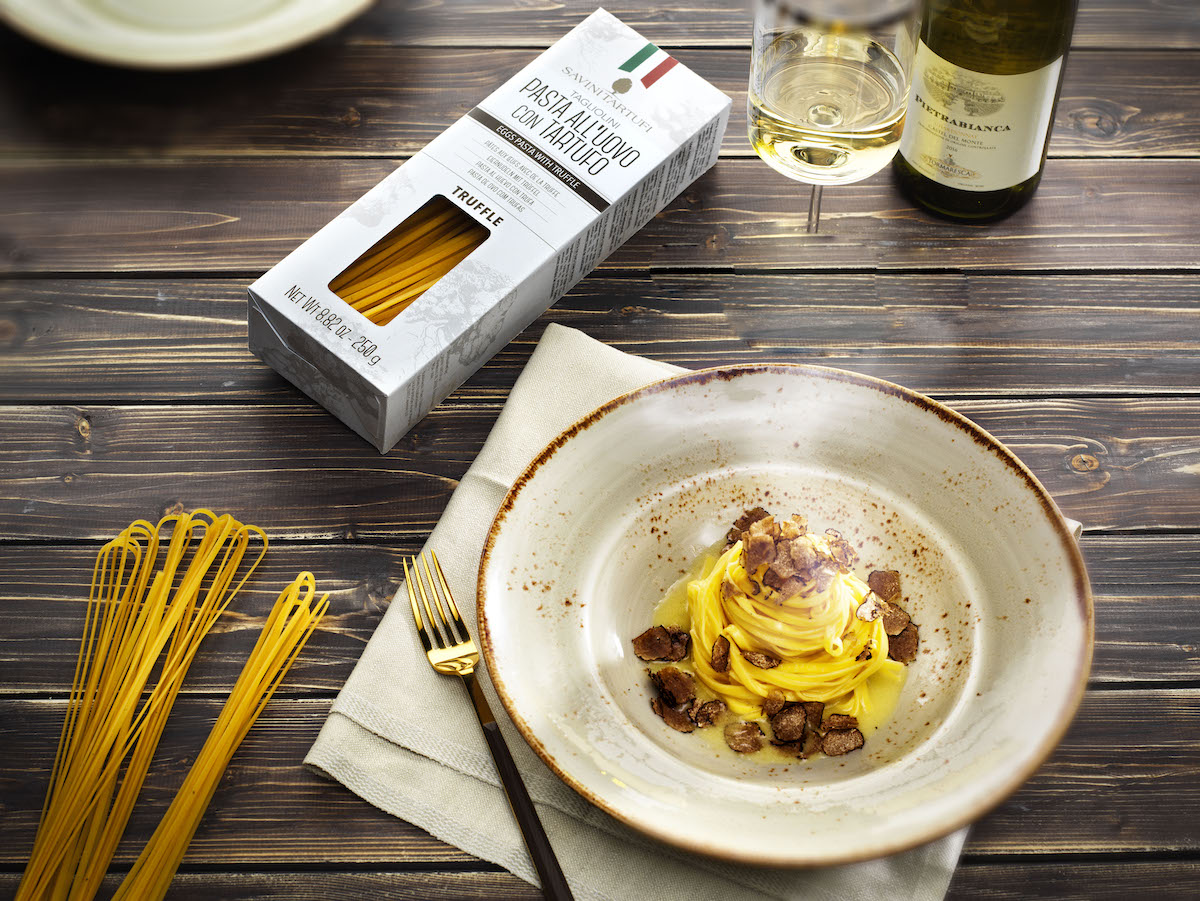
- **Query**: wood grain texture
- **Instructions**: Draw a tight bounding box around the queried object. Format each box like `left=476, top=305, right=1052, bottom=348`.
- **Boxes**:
left=948, top=861, right=1200, bottom=900
left=4, top=274, right=1200, bottom=404
left=0, top=0, right=1195, bottom=890
left=2, top=862, right=1198, bottom=900
left=0, top=543, right=407, bottom=696
left=2, top=689, right=1198, bottom=865
left=1, top=46, right=1195, bottom=159
left=0, top=535, right=1194, bottom=695
left=4, top=159, right=1200, bottom=275
left=0, top=871, right=542, bottom=900
left=1, top=398, right=1198, bottom=540
left=288, top=0, right=1200, bottom=49
left=1, top=0, right=1191, bottom=55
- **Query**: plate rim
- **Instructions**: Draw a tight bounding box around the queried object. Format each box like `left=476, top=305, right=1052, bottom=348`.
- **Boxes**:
left=0, top=0, right=374, bottom=70
left=477, top=362, right=1094, bottom=867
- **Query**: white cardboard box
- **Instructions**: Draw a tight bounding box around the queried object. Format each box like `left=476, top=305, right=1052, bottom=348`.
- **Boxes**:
left=248, top=8, right=730, bottom=452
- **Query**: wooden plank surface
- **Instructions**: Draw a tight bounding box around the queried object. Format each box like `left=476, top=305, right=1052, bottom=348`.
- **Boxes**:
left=1, top=398, right=1198, bottom=540
left=291, top=1, right=1200, bottom=49
left=1, top=536, right=1196, bottom=695
left=3, top=862, right=1200, bottom=901
left=2, top=689, right=1197, bottom=864
left=0, top=543, right=408, bottom=696
left=0, top=872, right=543, bottom=901
left=2, top=0, right=1192, bottom=54
left=1, top=47, right=1196, bottom=159
left=4, top=159, right=1199, bottom=275
left=2, top=0, right=1196, bottom=894
left=5, top=274, right=1200, bottom=404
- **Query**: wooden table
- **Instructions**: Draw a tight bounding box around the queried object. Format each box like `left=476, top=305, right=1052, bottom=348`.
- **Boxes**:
left=2, top=1, right=1198, bottom=897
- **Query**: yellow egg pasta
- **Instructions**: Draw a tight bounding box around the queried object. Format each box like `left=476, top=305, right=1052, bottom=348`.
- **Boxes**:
left=17, top=512, right=326, bottom=901
left=113, top=573, right=327, bottom=901
left=687, top=537, right=907, bottom=722
left=328, top=195, right=490, bottom=326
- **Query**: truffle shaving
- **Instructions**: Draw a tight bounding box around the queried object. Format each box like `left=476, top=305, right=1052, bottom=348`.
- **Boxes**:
left=822, top=728, right=865, bottom=756
left=887, top=623, right=920, bottom=664
left=881, top=602, right=911, bottom=637
left=631, top=626, right=672, bottom=661
left=867, top=569, right=901, bottom=602
left=650, top=666, right=695, bottom=706
left=711, top=635, right=731, bottom=673
left=822, top=714, right=859, bottom=731
left=801, top=701, right=825, bottom=729
left=632, top=625, right=689, bottom=662
left=724, top=722, right=764, bottom=753
left=761, top=689, right=786, bottom=718
left=743, top=651, right=781, bottom=670
left=726, top=507, right=770, bottom=545
left=664, top=626, right=690, bottom=661
left=824, top=529, right=858, bottom=571
left=650, top=696, right=695, bottom=733
left=691, top=699, right=726, bottom=728
left=770, top=703, right=808, bottom=742
left=744, top=532, right=776, bottom=572
left=855, top=594, right=883, bottom=622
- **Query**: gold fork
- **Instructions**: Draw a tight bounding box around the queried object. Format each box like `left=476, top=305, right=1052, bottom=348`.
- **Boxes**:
left=405, top=552, right=574, bottom=901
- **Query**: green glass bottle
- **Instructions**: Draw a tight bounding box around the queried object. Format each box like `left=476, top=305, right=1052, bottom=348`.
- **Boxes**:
left=893, top=0, right=1078, bottom=220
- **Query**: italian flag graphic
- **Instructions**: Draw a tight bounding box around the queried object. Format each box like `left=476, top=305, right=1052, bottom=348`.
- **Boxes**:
left=617, top=41, right=679, bottom=89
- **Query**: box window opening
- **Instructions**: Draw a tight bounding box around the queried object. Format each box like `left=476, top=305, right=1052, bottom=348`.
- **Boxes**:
left=328, top=195, right=490, bottom=326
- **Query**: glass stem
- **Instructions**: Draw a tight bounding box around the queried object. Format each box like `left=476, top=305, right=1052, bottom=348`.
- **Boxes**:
left=806, top=184, right=823, bottom=234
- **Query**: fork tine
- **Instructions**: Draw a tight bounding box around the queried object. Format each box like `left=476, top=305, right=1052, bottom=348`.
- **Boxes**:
left=411, top=555, right=448, bottom=648
left=429, top=550, right=469, bottom=639
left=403, top=561, right=436, bottom=652
left=420, top=552, right=460, bottom=644
left=408, top=556, right=446, bottom=647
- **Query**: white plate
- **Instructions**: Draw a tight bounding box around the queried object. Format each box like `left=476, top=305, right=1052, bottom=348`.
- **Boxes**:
left=0, top=0, right=373, bottom=69
left=478, top=364, right=1092, bottom=867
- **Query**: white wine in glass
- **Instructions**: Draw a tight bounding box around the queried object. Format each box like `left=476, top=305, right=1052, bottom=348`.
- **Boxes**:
left=748, top=0, right=917, bottom=229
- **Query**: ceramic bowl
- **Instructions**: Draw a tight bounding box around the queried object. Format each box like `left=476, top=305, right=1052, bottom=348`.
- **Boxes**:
left=0, top=0, right=373, bottom=70
left=477, top=364, right=1092, bottom=866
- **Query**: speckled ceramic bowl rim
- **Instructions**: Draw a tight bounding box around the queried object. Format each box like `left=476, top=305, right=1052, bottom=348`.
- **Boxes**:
left=0, top=0, right=374, bottom=70
left=477, top=363, right=1094, bottom=867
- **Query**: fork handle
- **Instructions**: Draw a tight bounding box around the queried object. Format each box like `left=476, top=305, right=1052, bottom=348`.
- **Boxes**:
left=466, top=675, right=575, bottom=901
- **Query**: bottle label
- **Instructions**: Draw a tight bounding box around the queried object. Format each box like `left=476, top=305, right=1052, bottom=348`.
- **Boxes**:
left=899, top=40, right=1062, bottom=192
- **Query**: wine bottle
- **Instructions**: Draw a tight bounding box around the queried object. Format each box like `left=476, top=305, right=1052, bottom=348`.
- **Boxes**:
left=893, top=0, right=1078, bottom=220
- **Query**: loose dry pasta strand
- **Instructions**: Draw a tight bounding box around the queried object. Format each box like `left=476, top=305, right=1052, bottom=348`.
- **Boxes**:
left=40, top=538, right=135, bottom=825
left=113, top=574, right=328, bottom=901
left=70, top=520, right=269, bottom=900
left=16, top=512, right=267, bottom=901
left=18, top=538, right=159, bottom=900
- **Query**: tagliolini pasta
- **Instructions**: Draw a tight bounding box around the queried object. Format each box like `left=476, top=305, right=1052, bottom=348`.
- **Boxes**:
left=688, top=537, right=904, bottom=721
left=17, top=512, right=328, bottom=901
left=634, top=509, right=921, bottom=758
left=328, top=195, right=490, bottom=326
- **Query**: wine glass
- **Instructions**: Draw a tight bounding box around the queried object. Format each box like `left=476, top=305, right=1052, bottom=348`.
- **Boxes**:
left=748, top=0, right=919, bottom=232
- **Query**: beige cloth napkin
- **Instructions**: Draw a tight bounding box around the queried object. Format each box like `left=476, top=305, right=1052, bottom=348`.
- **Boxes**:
left=305, top=323, right=969, bottom=900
